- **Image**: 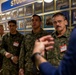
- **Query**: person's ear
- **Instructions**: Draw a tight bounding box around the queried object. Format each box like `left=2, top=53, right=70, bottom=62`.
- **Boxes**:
left=65, top=20, right=68, bottom=26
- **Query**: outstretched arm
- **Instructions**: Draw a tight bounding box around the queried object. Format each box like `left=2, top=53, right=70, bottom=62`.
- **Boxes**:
left=32, top=28, right=76, bottom=75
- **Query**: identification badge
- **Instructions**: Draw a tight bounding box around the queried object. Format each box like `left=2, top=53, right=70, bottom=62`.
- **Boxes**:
left=60, top=44, right=67, bottom=52
left=13, top=42, right=19, bottom=47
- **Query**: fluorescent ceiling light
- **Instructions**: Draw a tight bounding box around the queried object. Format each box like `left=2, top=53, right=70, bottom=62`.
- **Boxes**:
left=35, top=0, right=42, bottom=3
left=44, top=0, right=53, bottom=3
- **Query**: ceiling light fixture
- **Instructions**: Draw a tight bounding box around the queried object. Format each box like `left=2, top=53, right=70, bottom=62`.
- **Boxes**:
left=44, top=0, right=53, bottom=3
left=35, top=0, right=43, bottom=3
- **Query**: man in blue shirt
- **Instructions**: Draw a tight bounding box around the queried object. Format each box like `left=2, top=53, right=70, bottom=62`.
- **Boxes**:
left=32, top=27, right=76, bottom=75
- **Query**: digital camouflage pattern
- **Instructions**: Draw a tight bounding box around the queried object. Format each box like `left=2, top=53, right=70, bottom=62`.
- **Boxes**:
left=19, top=28, right=49, bottom=75
left=0, top=31, right=24, bottom=75
left=0, top=35, right=3, bottom=68
left=47, top=29, right=71, bottom=67
left=0, top=35, right=3, bottom=75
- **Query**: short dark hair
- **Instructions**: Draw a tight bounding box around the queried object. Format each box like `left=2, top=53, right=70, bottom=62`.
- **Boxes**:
left=52, top=12, right=67, bottom=20
left=8, top=20, right=17, bottom=25
left=32, top=14, right=42, bottom=21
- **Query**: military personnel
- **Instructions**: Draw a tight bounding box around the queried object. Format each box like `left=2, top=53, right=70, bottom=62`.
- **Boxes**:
left=47, top=12, right=71, bottom=67
left=0, top=20, right=24, bottom=75
left=0, top=24, right=4, bottom=75
left=19, top=14, right=49, bottom=75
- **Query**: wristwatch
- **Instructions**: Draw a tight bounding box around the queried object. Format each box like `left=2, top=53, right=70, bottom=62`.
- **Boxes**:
left=31, top=52, right=41, bottom=63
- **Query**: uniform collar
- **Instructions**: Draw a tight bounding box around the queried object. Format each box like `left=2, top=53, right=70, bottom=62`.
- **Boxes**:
left=53, top=29, right=70, bottom=38
left=8, top=31, right=19, bottom=36
left=31, top=28, right=44, bottom=35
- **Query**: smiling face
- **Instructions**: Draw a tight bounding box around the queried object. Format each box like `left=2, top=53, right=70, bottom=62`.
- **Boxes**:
left=52, top=15, right=67, bottom=33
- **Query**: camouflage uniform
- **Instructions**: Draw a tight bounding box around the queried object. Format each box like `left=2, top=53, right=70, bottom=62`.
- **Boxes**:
left=19, top=28, right=49, bottom=75
left=47, top=29, right=71, bottom=67
left=0, top=35, right=3, bottom=75
left=0, top=31, right=24, bottom=75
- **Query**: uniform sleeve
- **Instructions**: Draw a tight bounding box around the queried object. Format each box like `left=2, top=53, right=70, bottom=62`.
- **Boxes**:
left=39, top=28, right=76, bottom=75
left=19, top=38, right=26, bottom=69
left=0, top=36, right=7, bottom=56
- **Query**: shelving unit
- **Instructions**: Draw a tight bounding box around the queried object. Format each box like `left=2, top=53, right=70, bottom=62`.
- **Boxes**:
left=0, top=0, right=76, bottom=34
